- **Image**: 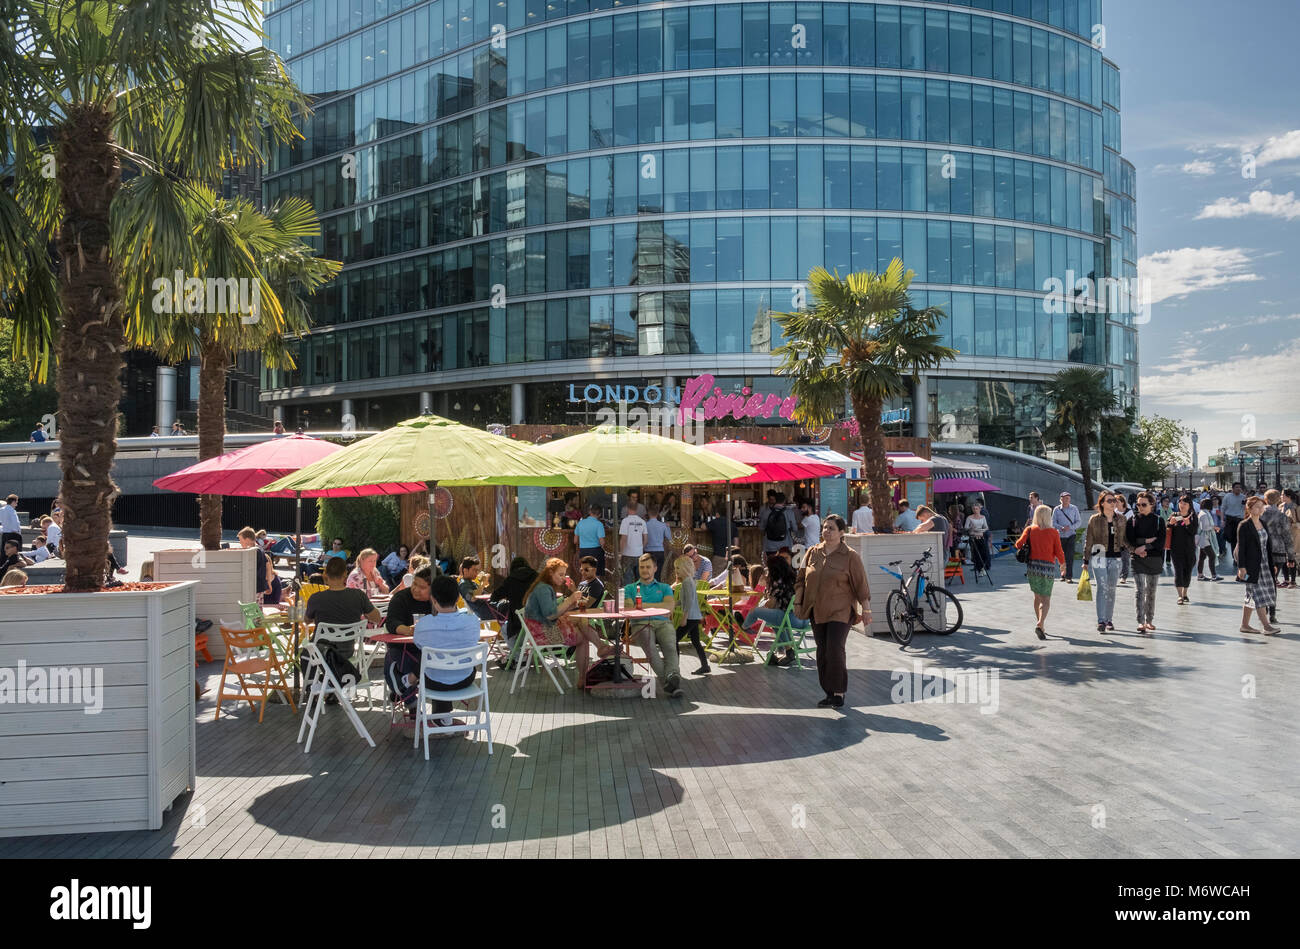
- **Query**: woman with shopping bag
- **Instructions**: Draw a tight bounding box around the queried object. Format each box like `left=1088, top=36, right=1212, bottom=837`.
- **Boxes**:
left=1083, top=491, right=1129, bottom=633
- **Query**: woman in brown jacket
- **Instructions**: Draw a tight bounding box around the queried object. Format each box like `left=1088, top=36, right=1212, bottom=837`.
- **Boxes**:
left=1083, top=491, right=1130, bottom=633
left=795, top=514, right=871, bottom=709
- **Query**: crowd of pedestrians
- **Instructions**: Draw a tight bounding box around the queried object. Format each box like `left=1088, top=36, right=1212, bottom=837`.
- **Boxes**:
left=1012, top=481, right=1298, bottom=639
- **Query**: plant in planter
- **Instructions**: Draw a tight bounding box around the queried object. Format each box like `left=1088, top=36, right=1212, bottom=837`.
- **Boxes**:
left=771, top=262, right=957, bottom=532
left=0, top=0, right=309, bottom=590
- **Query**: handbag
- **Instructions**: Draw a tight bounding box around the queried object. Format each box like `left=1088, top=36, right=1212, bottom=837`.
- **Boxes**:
left=1015, top=540, right=1031, bottom=564
left=1076, top=567, right=1093, bottom=601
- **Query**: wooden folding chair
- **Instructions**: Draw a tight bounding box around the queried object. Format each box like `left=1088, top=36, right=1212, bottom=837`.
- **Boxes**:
left=944, top=555, right=966, bottom=585
left=214, top=626, right=296, bottom=722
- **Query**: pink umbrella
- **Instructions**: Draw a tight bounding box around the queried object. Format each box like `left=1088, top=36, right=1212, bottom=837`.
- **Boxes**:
left=701, top=440, right=845, bottom=559
left=153, top=433, right=422, bottom=498
left=702, top=440, right=845, bottom=483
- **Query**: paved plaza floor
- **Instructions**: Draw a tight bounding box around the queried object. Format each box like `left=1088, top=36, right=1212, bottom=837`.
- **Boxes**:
left=3, top=548, right=1297, bottom=858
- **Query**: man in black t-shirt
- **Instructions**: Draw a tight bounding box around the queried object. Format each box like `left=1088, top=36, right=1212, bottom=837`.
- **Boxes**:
left=305, top=557, right=381, bottom=661
left=576, top=555, right=606, bottom=609
left=385, top=566, right=433, bottom=636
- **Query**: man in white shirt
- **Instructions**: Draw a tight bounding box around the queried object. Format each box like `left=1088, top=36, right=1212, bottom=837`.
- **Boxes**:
left=619, top=502, right=648, bottom=585
left=413, top=575, right=481, bottom=727
left=1052, top=491, right=1082, bottom=582
left=799, top=500, right=821, bottom=547
left=45, top=512, right=62, bottom=553
left=851, top=500, right=874, bottom=534
left=0, top=494, right=21, bottom=551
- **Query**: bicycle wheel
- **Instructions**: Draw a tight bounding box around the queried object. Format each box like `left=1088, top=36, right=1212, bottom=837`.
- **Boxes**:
left=885, top=591, right=914, bottom=645
left=920, top=585, right=964, bottom=634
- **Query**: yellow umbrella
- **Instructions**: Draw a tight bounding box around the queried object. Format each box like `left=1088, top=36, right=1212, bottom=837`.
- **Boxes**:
left=534, top=426, right=756, bottom=606
left=260, top=415, right=591, bottom=570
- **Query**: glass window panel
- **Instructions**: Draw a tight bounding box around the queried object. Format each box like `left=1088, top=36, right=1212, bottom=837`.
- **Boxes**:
left=717, top=217, right=743, bottom=278
left=771, top=144, right=797, bottom=208
left=952, top=293, right=974, bottom=353
left=798, top=216, right=824, bottom=280
left=926, top=80, right=949, bottom=143
left=971, top=15, right=992, bottom=78
left=692, top=290, right=717, bottom=354
left=771, top=217, right=799, bottom=279
left=825, top=145, right=850, bottom=208
left=716, top=5, right=742, bottom=66
left=972, top=154, right=994, bottom=217
left=902, top=148, right=926, bottom=211
left=877, top=217, right=902, bottom=273
left=796, top=73, right=823, bottom=136
left=849, top=3, right=875, bottom=68
left=876, top=147, right=902, bottom=210
left=744, top=215, right=770, bottom=278
left=1016, top=228, right=1035, bottom=289
left=795, top=2, right=822, bottom=65
left=949, top=82, right=971, bottom=145
left=770, top=74, right=796, bottom=136
left=824, top=2, right=849, bottom=67
left=743, top=4, right=769, bottom=65
left=971, top=85, right=993, bottom=148
left=927, top=150, right=951, bottom=213
left=996, top=295, right=1016, bottom=356
left=798, top=145, right=822, bottom=208
left=690, top=75, right=715, bottom=139
left=949, top=12, right=971, bottom=75
left=903, top=218, right=927, bottom=281
left=690, top=147, right=715, bottom=210
left=900, top=6, right=924, bottom=69
left=770, top=2, right=797, bottom=68
left=995, top=226, right=1016, bottom=288
left=901, top=78, right=925, bottom=141
left=876, top=76, right=901, bottom=139
left=851, top=216, right=876, bottom=273
left=925, top=9, right=948, bottom=73
left=825, top=216, right=851, bottom=273
left=850, top=75, right=875, bottom=137
left=664, top=78, right=689, bottom=141
left=743, top=144, right=770, bottom=208
left=928, top=220, right=951, bottom=284
left=974, top=223, right=995, bottom=286
left=717, top=76, right=743, bottom=138
left=717, top=145, right=743, bottom=209
left=875, top=5, right=900, bottom=69
left=851, top=145, right=875, bottom=209
left=974, top=293, right=995, bottom=355
left=952, top=220, right=974, bottom=285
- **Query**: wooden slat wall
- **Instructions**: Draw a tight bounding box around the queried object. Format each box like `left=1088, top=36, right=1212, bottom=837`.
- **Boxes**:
left=153, top=548, right=256, bottom=658
left=0, top=582, right=196, bottom=837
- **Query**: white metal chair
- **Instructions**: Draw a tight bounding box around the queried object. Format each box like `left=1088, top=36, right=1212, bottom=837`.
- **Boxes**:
left=510, top=609, right=571, bottom=695
left=414, top=643, right=493, bottom=759
left=297, top=622, right=375, bottom=753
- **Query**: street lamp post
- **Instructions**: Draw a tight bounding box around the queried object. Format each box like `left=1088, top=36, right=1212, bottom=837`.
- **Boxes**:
left=1253, top=443, right=1272, bottom=492
left=1271, top=441, right=1285, bottom=489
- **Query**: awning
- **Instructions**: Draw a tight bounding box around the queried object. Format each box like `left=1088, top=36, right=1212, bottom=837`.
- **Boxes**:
left=781, top=445, right=859, bottom=478
left=930, top=454, right=992, bottom=477
left=845, top=450, right=933, bottom=477
left=932, top=476, right=1001, bottom=493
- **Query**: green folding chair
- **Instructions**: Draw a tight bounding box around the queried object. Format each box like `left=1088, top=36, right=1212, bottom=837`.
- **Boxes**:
left=757, top=600, right=815, bottom=669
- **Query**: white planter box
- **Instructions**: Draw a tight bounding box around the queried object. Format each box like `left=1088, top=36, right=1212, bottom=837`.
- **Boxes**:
left=0, top=581, right=198, bottom=837
left=843, top=531, right=947, bottom=636
left=153, top=547, right=257, bottom=658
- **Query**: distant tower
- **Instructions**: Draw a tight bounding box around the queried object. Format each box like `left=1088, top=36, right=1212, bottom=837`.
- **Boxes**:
left=1191, top=430, right=1198, bottom=473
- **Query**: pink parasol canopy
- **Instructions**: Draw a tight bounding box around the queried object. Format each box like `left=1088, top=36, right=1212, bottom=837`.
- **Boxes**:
left=703, top=440, right=845, bottom=483
left=152, top=433, right=425, bottom=498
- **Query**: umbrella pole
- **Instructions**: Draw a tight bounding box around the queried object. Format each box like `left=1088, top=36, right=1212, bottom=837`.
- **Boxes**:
left=292, top=491, right=302, bottom=696
left=427, top=480, right=440, bottom=576
left=612, top=491, right=620, bottom=614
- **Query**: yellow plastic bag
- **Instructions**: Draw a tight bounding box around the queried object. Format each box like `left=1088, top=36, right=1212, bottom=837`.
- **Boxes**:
left=1077, top=566, right=1093, bottom=601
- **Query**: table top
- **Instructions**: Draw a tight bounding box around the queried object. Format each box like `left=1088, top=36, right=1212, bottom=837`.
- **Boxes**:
left=573, top=607, right=670, bottom=620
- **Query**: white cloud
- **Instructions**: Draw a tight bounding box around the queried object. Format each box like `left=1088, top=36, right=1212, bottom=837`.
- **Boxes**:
left=1141, top=343, right=1300, bottom=453
left=1182, top=160, right=1216, bottom=176
left=1254, top=129, right=1300, bottom=166
left=1137, top=247, right=1261, bottom=305
left=1196, top=190, right=1300, bottom=222
left=1200, top=313, right=1300, bottom=334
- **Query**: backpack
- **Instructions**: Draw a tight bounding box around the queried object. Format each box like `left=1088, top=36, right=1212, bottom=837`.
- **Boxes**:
left=765, top=506, right=789, bottom=542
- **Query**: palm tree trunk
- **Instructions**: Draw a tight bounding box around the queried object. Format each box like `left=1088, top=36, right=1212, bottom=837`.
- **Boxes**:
left=852, top=394, right=894, bottom=532
left=1077, top=429, right=1095, bottom=510
left=54, top=106, right=123, bottom=592
left=197, top=335, right=228, bottom=550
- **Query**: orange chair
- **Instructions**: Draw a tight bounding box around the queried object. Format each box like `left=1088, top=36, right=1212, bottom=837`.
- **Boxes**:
left=944, top=555, right=966, bottom=585
left=194, top=632, right=213, bottom=665
left=214, top=626, right=297, bottom=723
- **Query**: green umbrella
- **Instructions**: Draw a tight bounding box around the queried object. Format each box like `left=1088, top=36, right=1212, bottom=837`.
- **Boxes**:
left=534, top=427, right=756, bottom=614
left=260, top=415, right=591, bottom=571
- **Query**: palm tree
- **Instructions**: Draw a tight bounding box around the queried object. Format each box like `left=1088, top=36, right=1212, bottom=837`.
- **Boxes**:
left=0, top=0, right=307, bottom=589
left=772, top=261, right=958, bottom=532
left=118, top=192, right=340, bottom=549
left=1043, top=367, right=1118, bottom=509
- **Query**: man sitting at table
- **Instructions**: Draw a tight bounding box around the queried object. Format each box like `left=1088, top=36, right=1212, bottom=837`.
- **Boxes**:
left=382, top=565, right=432, bottom=715
left=625, top=554, right=684, bottom=698
left=458, top=555, right=495, bottom=621
left=413, top=575, right=482, bottom=728
left=303, top=556, right=381, bottom=698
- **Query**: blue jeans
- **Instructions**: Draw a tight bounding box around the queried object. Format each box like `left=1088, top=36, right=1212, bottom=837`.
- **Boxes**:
left=1092, top=556, right=1121, bottom=623
left=744, top=607, right=809, bottom=646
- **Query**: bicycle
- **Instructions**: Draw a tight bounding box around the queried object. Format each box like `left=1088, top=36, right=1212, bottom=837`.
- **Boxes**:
left=879, top=550, right=964, bottom=645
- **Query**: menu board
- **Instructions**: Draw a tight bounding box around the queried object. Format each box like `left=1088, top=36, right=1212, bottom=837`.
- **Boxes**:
left=819, top=477, right=848, bottom=521
left=906, top=479, right=929, bottom=512
left=517, top=486, right=548, bottom=528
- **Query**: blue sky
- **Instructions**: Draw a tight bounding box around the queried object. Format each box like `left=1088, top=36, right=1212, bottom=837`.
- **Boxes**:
left=1106, top=0, right=1300, bottom=464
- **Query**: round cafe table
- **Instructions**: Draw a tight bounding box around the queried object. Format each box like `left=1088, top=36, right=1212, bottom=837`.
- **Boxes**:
left=571, top=606, right=669, bottom=690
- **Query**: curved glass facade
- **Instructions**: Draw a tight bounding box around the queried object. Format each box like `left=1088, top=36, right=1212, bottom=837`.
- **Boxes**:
left=261, top=0, right=1137, bottom=446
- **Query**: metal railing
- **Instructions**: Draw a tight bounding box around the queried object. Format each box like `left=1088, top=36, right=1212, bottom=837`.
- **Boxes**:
left=0, top=429, right=381, bottom=458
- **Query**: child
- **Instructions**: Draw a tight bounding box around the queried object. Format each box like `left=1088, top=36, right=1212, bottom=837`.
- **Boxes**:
left=672, top=556, right=710, bottom=675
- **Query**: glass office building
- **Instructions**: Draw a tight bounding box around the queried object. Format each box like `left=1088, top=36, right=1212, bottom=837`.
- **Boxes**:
left=261, top=0, right=1138, bottom=457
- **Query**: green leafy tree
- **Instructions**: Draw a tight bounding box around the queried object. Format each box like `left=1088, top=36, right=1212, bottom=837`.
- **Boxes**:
left=119, top=192, right=340, bottom=550
left=0, top=0, right=308, bottom=589
left=1042, top=367, right=1118, bottom=509
left=317, top=497, right=400, bottom=559
left=772, top=261, right=957, bottom=532
left=1139, top=414, right=1191, bottom=480
left=0, top=319, right=58, bottom=441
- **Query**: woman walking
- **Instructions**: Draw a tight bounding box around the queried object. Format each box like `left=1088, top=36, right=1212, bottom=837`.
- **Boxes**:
left=1261, top=490, right=1298, bottom=599
left=1235, top=496, right=1281, bottom=634
left=1014, top=504, right=1066, bottom=640
left=1114, top=494, right=1133, bottom=584
left=1126, top=491, right=1166, bottom=633
left=1283, top=489, right=1300, bottom=588
left=671, top=555, right=711, bottom=675
left=1196, top=497, right=1221, bottom=581
left=793, top=515, right=870, bottom=709
left=1168, top=495, right=1199, bottom=605
left=965, top=502, right=991, bottom=576
left=1083, top=492, right=1128, bottom=633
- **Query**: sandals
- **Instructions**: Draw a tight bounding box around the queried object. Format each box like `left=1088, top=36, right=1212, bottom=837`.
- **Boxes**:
left=1034, top=626, right=1046, bottom=640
